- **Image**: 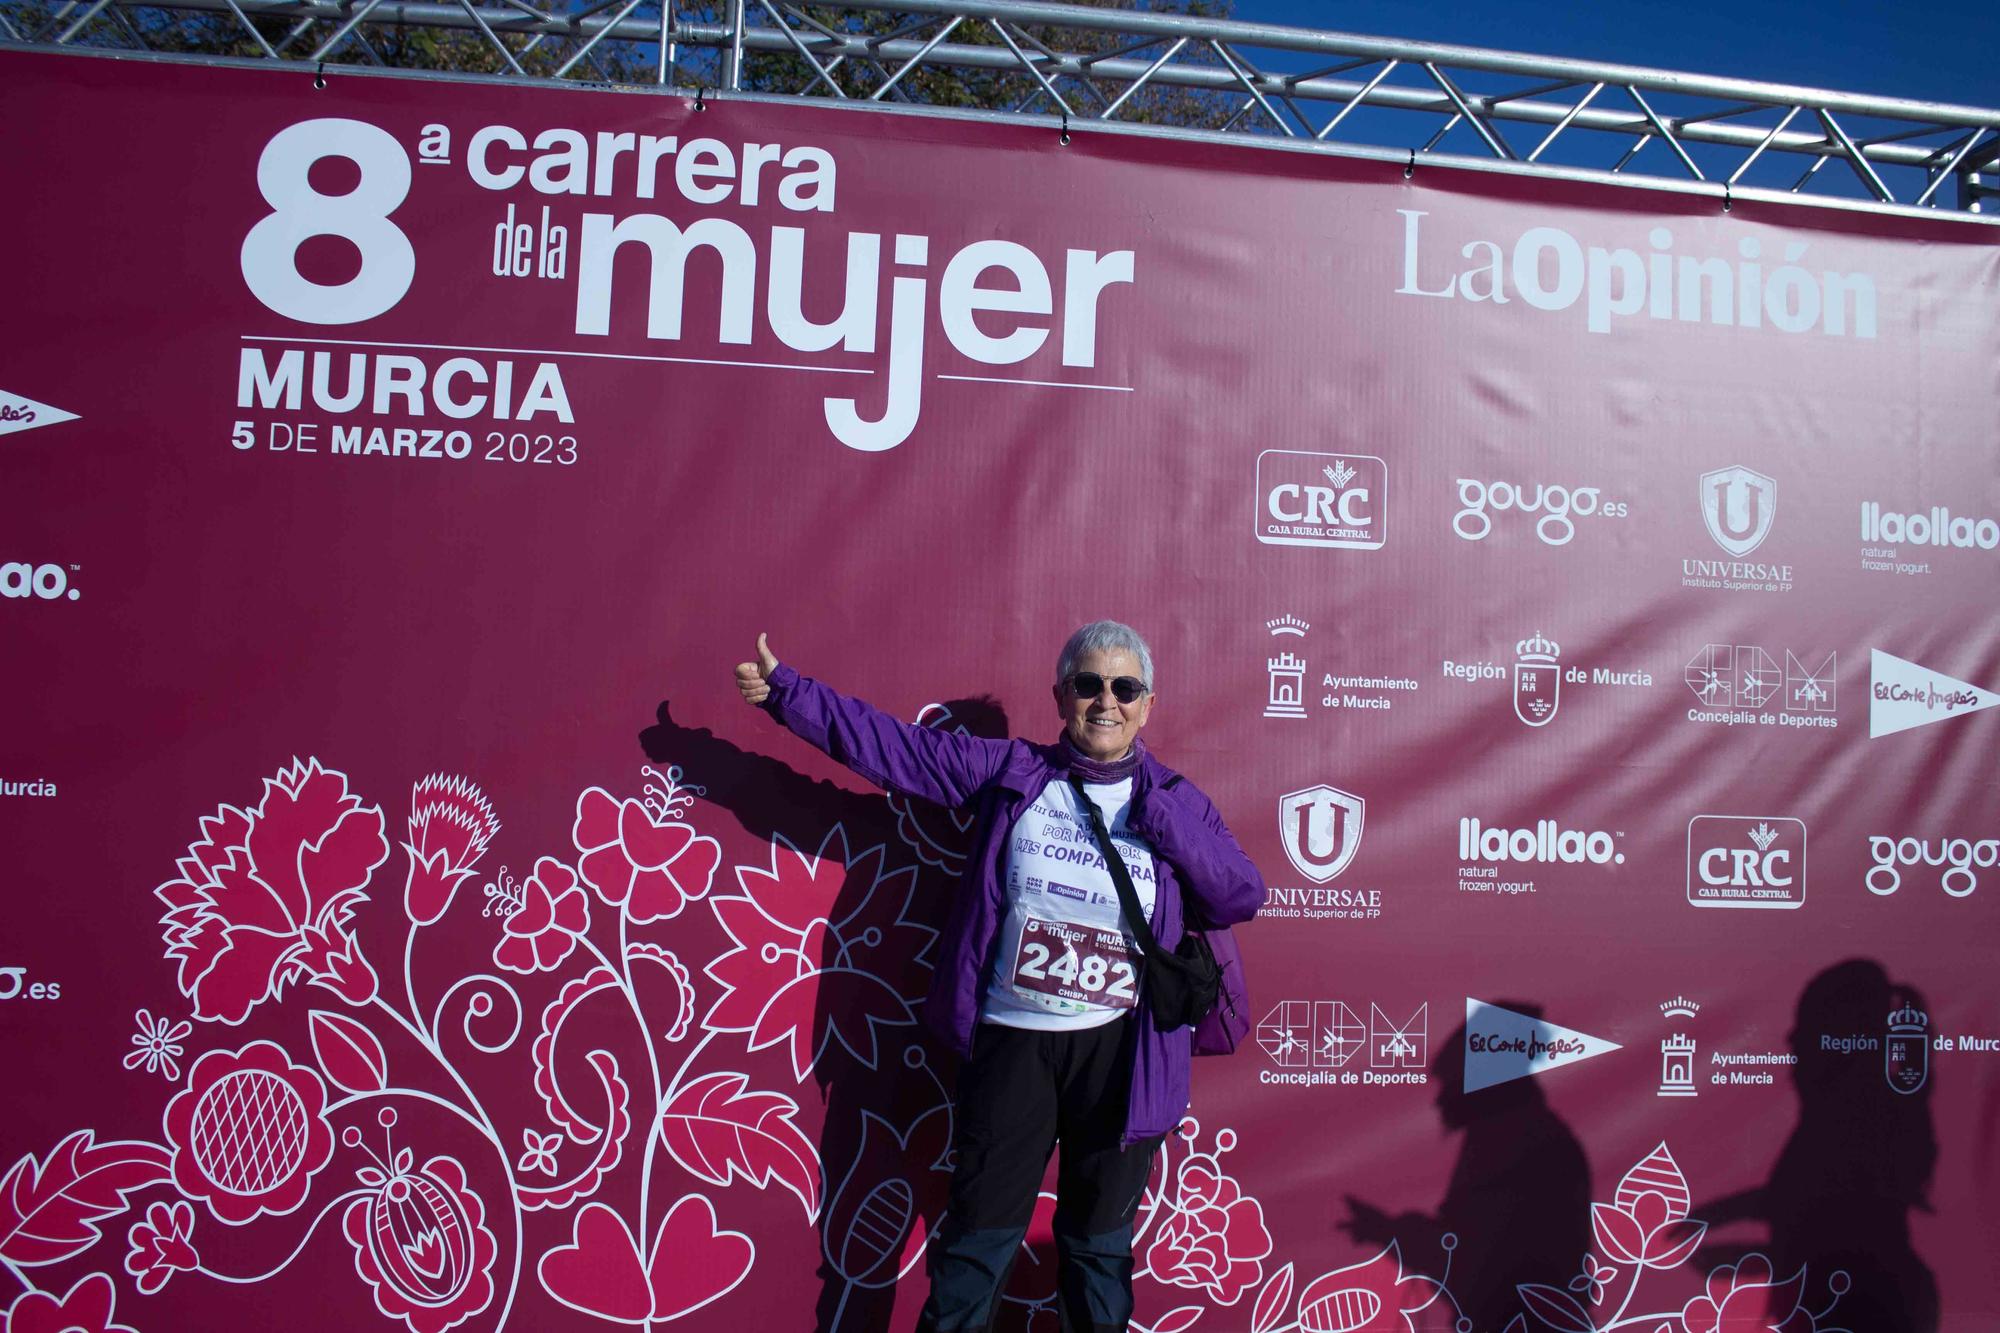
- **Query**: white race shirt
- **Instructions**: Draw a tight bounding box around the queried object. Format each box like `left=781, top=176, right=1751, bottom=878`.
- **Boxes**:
left=981, top=776, right=1159, bottom=1030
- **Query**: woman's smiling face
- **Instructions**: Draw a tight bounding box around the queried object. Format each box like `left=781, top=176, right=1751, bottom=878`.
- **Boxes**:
left=1054, top=647, right=1154, bottom=762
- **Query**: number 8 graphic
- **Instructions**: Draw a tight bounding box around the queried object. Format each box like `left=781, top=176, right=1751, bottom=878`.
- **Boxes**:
left=241, top=118, right=416, bottom=324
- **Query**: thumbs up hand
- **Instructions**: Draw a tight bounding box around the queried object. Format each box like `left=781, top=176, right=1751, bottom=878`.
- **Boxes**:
left=734, top=633, right=781, bottom=706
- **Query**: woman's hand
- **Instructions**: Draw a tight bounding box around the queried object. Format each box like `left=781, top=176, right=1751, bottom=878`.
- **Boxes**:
left=734, top=633, right=780, bottom=705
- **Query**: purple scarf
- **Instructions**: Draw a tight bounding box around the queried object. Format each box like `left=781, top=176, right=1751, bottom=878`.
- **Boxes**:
left=1060, top=734, right=1146, bottom=784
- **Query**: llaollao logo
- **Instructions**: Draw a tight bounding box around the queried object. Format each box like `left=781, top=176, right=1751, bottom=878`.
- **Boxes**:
left=1, top=562, right=80, bottom=602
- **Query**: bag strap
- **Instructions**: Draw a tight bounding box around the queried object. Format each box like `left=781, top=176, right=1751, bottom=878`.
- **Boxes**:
left=1068, top=775, right=1160, bottom=957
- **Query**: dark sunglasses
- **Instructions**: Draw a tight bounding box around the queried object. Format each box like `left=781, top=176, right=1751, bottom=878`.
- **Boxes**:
left=1065, top=672, right=1148, bottom=704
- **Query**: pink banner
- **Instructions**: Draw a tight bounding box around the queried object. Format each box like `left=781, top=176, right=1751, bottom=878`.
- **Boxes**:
left=5, top=48, right=1999, bottom=1333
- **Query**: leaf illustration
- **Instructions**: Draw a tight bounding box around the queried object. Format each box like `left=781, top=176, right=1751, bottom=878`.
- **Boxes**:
left=308, top=1009, right=388, bottom=1094
left=1518, top=1282, right=1597, bottom=1333
left=1145, top=1305, right=1204, bottom=1333
left=659, top=1072, right=822, bottom=1221
left=1251, top=1261, right=1297, bottom=1333
left=0, top=1131, right=171, bottom=1266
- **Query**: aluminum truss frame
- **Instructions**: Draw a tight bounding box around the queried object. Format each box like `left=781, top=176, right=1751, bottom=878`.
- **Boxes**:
left=8, top=0, right=2000, bottom=219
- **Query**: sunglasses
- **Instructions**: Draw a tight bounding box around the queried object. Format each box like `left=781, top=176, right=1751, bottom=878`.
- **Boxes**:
left=1065, top=672, right=1149, bottom=704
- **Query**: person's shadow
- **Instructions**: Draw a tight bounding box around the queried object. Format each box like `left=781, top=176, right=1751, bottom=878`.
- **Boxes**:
left=1344, top=1010, right=1593, bottom=1333
left=642, top=695, right=1011, bottom=1333
left=1695, top=958, right=1939, bottom=1333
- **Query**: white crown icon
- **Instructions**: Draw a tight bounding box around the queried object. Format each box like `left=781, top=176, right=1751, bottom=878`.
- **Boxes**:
left=1659, top=996, right=1700, bottom=1019
left=1888, top=1003, right=1928, bottom=1032
left=1516, top=631, right=1560, bottom=663
left=1267, top=615, right=1310, bottom=637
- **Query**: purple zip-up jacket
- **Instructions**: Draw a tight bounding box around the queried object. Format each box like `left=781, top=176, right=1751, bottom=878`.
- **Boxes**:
left=760, top=662, right=1266, bottom=1146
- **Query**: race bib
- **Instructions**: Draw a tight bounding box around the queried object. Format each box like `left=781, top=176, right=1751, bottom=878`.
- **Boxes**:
left=1009, top=914, right=1139, bottom=1011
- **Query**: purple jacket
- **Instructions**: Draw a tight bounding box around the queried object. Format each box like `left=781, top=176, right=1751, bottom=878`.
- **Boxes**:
left=762, top=662, right=1266, bottom=1146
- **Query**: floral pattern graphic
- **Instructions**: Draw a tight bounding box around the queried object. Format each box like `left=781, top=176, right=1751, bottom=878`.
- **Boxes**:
left=155, top=758, right=390, bottom=1023
left=123, top=1009, right=192, bottom=1081
left=1141, top=1126, right=1273, bottom=1305
left=123, top=1199, right=198, bottom=1293
left=0, top=1273, right=137, bottom=1333
left=164, top=1040, right=337, bottom=1225
left=573, top=767, right=721, bottom=922
left=491, top=857, right=591, bottom=975
left=703, top=825, right=932, bottom=1081
left=0, top=752, right=1866, bottom=1333
left=1681, top=1256, right=1813, bottom=1333
left=341, top=1141, right=497, bottom=1333
left=1592, top=1143, right=1706, bottom=1270
left=403, top=774, right=501, bottom=926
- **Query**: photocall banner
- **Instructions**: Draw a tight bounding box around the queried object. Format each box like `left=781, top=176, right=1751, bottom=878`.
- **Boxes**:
left=5, top=47, right=1998, bottom=1333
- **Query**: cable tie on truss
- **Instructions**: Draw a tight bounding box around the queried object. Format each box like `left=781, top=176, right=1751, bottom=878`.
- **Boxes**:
left=1060, top=110, right=1070, bottom=146
left=694, top=85, right=707, bottom=111
left=1404, top=148, right=1416, bottom=180
left=1722, top=181, right=1732, bottom=213
left=314, top=61, right=326, bottom=89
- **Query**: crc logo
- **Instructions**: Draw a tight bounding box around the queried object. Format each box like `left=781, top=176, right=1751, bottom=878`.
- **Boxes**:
left=1452, top=479, right=1626, bottom=546
left=1866, top=836, right=1998, bottom=898
left=1, top=562, right=81, bottom=602
left=1687, top=815, right=1807, bottom=909
left=1699, top=465, right=1776, bottom=557
left=1279, top=784, right=1364, bottom=883
left=1256, top=450, right=1387, bottom=550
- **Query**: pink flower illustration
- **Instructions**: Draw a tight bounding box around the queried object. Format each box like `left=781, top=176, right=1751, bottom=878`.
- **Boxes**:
left=1594, top=1143, right=1707, bottom=1270
left=492, top=857, right=590, bottom=975
left=572, top=768, right=720, bottom=922
left=703, top=826, right=933, bottom=1080
left=155, top=758, right=389, bottom=1023
left=124, top=1200, right=198, bottom=1293
left=403, top=774, right=500, bottom=926
left=1682, top=1255, right=1811, bottom=1333
left=1143, top=1157, right=1273, bottom=1305
left=342, top=1154, right=497, bottom=1333
left=1, top=1273, right=137, bottom=1333
left=163, top=1041, right=336, bottom=1224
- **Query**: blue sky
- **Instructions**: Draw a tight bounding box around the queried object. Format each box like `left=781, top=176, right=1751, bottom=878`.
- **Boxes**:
left=1226, top=1, right=2000, bottom=108
left=1175, top=2, right=1999, bottom=206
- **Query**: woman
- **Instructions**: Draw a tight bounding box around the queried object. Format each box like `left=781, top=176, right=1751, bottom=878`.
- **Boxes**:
left=735, top=620, right=1264, bottom=1333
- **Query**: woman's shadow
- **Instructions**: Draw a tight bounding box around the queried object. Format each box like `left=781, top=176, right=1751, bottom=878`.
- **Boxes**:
left=1343, top=1009, right=1593, bottom=1333
left=1696, top=958, right=1938, bottom=1333
left=641, top=695, right=1010, bottom=1333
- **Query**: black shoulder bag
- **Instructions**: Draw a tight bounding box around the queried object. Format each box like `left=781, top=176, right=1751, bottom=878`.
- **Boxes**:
left=1069, top=776, right=1220, bottom=1032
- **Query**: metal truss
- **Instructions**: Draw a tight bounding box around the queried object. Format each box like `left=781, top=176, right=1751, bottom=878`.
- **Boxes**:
left=8, top=0, right=2000, bottom=218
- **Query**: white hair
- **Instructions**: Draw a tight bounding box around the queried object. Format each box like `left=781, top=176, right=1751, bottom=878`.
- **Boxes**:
left=1055, top=620, right=1155, bottom=691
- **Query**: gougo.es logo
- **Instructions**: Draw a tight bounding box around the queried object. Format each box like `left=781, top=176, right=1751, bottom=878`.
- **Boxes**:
left=1866, top=835, right=1997, bottom=897
left=1452, top=479, right=1627, bottom=546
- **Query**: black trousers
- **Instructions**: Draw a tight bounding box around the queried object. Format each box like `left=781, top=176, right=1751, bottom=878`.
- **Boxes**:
left=917, top=1017, right=1163, bottom=1333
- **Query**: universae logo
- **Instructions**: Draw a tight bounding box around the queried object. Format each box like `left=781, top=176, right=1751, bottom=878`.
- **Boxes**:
left=1278, top=784, right=1364, bottom=883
